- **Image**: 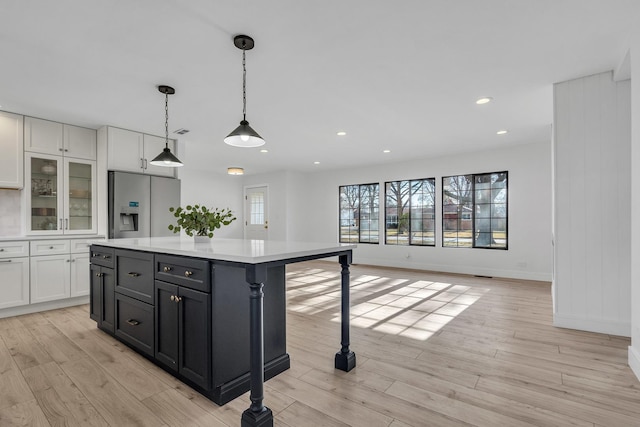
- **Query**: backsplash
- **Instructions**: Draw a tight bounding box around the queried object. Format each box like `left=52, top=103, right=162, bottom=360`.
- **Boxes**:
left=0, top=189, right=22, bottom=236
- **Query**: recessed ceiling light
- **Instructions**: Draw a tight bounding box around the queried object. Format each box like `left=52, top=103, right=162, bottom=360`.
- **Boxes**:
left=496, top=130, right=508, bottom=135
left=260, top=149, right=268, bottom=153
left=383, top=150, right=391, bottom=153
left=476, top=97, right=493, bottom=105
left=313, top=161, right=320, bottom=165
left=337, top=131, right=347, bottom=136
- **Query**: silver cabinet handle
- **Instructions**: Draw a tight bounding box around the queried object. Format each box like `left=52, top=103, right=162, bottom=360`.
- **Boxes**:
left=0, top=249, right=4, bottom=252
left=140, top=158, right=144, bottom=169
left=163, top=266, right=172, bottom=272
left=96, top=272, right=103, bottom=277
left=144, top=158, right=148, bottom=169
left=102, top=255, right=110, bottom=259
left=49, top=246, right=54, bottom=249
left=65, top=218, right=68, bottom=229
left=128, top=272, right=139, bottom=277
left=126, top=319, right=140, bottom=326
left=0, top=260, right=11, bottom=263
left=184, top=271, right=193, bottom=277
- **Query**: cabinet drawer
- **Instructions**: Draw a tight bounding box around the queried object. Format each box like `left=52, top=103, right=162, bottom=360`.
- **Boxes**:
left=90, top=245, right=115, bottom=268
left=30, top=239, right=70, bottom=256
left=0, top=241, right=29, bottom=258
left=116, top=249, right=154, bottom=304
left=155, top=254, right=210, bottom=292
left=115, top=293, right=154, bottom=357
left=70, top=239, right=92, bottom=254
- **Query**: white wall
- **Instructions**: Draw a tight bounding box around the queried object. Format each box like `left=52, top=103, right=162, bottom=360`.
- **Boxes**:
left=629, top=31, right=640, bottom=380
left=177, top=140, right=244, bottom=238
left=285, top=141, right=552, bottom=281
left=0, top=189, right=22, bottom=236
left=553, top=71, right=631, bottom=337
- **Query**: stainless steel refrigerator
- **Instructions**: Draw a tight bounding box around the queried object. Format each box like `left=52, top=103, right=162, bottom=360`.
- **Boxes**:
left=108, top=171, right=181, bottom=239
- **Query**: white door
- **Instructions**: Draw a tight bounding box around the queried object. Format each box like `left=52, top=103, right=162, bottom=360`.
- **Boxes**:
left=245, top=186, right=268, bottom=240
left=70, top=252, right=90, bottom=297
left=0, top=257, right=30, bottom=309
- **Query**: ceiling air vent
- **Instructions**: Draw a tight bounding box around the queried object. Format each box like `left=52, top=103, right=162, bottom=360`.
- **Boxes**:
left=174, top=128, right=190, bottom=135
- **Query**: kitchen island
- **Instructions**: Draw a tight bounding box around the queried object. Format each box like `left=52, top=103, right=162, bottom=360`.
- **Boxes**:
left=89, top=236, right=356, bottom=427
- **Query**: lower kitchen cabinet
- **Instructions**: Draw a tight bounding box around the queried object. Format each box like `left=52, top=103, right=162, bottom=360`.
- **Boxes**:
left=155, top=280, right=211, bottom=389
left=115, top=293, right=154, bottom=357
left=30, top=253, right=71, bottom=303
left=0, top=249, right=30, bottom=309
left=90, top=263, right=115, bottom=333
left=30, top=239, right=92, bottom=304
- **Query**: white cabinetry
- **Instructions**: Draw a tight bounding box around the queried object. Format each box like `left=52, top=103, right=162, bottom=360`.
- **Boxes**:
left=104, top=126, right=175, bottom=177
left=25, top=153, right=97, bottom=235
left=0, top=241, right=29, bottom=309
left=25, top=116, right=96, bottom=160
left=0, top=111, right=24, bottom=189
left=29, top=239, right=90, bottom=303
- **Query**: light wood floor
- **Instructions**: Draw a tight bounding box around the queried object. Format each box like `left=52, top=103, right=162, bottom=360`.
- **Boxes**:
left=1, top=261, right=639, bottom=426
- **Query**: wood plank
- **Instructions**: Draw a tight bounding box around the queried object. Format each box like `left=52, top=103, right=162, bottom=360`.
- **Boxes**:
left=22, top=361, right=108, bottom=427
left=0, top=399, right=51, bottom=427
left=141, top=388, right=228, bottom=427
left=385, top=381, right=536, bottom=427
left=59, top=357, right=165, bottom=427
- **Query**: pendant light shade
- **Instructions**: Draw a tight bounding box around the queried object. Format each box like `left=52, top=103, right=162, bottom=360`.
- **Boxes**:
left=150, top=85, right=184, bottom=167
left=225, top=35, right=265, bottom=148
left=224, top=120, right=264, bottom=148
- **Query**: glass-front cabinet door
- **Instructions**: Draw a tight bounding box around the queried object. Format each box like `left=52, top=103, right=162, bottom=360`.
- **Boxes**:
left=26, top=153, right=63, bottom=234
left=25, top=152, right=96, bottom=235
left=64, top=158, right=96, bottom=234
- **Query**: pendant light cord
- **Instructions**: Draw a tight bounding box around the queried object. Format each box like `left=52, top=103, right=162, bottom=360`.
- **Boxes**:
left=242, top=48, right=247, bottom=121
left=165, top=92, right=169, bottom=148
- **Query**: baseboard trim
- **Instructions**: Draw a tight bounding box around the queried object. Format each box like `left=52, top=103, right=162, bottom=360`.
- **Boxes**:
left=0, top=296, right=89, bottom=319
left=629, top=346, right=640, bottom=382
left=553, top=313, right=630, bottom=337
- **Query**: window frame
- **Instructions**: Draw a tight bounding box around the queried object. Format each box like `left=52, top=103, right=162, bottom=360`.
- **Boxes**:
left=384, top=178, right=436, bottom=247
left=339, top=182, right=380, bottom=244
left=441, top=171, right=508, bottom=250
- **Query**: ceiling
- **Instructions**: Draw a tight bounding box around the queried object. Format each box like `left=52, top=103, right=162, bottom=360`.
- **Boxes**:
left=1, top=0, right=637, bottom=175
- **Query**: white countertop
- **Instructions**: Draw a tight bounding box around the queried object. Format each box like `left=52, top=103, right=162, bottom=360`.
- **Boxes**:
left=89, top=236, right=356, bottom=264
left=0, top=234, right=104, bottom=242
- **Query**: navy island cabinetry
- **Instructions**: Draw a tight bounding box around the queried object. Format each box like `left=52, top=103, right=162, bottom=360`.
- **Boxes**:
left=89, top=237, right=355, bottom=427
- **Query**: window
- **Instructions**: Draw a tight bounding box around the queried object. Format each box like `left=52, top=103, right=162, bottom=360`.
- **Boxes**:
left=385, top=178, right=435, bottom=246
left=442, top=171, right=507, bottom=249
left=339, top=183, right=379, bottom=244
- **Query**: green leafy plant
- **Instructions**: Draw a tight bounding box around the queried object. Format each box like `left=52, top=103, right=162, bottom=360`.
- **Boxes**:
left=168, top=205, right=236, bottom=238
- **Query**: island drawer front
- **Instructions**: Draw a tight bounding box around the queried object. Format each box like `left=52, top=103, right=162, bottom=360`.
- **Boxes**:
left=90, top=245, right=115, bottom=268
left=116, top=249, right=154, bottom=304
left=155, top=254, right=210, bottom=292
left=0, top=241, right=29, bottom=258
left=115, top=293, right=154, bottom=357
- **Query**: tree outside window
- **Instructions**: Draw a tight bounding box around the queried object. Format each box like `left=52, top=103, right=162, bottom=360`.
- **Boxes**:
left=339, top=183, right=380, bottom=244
left=442, top=172, right=507, bottom=249
left=385, top=178, right=435, bottom=246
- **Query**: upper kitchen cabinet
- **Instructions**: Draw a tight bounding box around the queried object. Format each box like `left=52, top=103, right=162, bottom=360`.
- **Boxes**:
left=104, top=126, right=176, bottom=178
left=25, top=152, right=97, bottom=235
left=0, top=111, right=24, bottom=189
left=25, top=116, right=97, bottom=160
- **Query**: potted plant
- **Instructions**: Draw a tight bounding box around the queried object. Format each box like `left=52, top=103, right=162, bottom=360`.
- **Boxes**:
left=168, top=205, right=236, bottom=240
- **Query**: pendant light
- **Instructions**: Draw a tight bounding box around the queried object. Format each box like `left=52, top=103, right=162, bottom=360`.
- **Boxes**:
left=150, top=85, right=184, bottom=167
left=224, top=35, right=265, bottom=148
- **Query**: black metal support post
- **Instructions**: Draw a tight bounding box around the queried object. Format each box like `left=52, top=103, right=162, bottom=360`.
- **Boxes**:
left=335, top=253, right=356, bottom=371
left=242, top=264, right=273, bottom=427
